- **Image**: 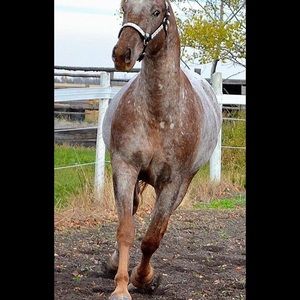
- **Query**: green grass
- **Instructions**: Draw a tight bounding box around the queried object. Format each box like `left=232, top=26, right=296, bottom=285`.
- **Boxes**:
left=193, top=195, right=246, bottom=210
left=55, top=145, right=96, bottom=167
left=54, top=145, right=111, bottom=208
left=221, top=110, right=246, bottom=186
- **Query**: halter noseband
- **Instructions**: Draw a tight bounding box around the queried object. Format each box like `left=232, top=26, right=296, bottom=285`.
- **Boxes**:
left=118, top=1, right=171, bottom=62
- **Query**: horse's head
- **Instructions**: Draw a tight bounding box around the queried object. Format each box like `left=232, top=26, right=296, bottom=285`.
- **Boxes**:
left=112, top=0, right=171, bottom=71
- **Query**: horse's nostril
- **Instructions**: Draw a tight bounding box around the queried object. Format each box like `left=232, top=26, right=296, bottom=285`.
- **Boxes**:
left=112, top=46, right=117, bottom=62
left=124, top=48, right=131, bottom=64
left=112, top=46, right=132, bottom=65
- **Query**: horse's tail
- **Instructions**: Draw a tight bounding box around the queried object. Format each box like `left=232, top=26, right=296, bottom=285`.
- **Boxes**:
left=133, top=180, right=148, bottom=215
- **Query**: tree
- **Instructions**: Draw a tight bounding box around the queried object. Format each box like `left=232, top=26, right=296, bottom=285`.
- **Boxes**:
left=172, top=0, right=245, bottom=75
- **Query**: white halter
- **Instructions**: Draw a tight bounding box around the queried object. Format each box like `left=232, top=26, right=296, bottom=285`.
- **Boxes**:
left=117, top=1, right=171, bottom=61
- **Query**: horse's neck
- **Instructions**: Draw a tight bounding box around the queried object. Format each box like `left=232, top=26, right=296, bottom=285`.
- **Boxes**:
left=140, top=51, right=180, bottom=92
left=138, top=30, right=181, bottom=120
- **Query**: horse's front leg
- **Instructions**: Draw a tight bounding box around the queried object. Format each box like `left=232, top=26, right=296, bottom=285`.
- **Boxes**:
left=109, top=156, right=139, bottom=300
left=130, top=178, right=191, bottom=289
left=106, top=182, right=141, bottom=274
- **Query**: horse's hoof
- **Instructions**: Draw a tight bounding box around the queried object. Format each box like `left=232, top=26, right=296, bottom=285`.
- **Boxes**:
left=109, top=293, right=132, bottom=300
left=130, top=274, right=162, bottom=295
left=143, top=274, right=162, bottom=294
left=130, top=265, right=155, bottom=289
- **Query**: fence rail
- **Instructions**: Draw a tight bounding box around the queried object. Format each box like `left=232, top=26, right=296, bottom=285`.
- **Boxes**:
left=54, top=65, right=246, bottom=86
left=54, top=65, right=140, bottom=73
left=54, top=86, right=245, bottom=105
left=54, top=86, right=121, bottom=102
left=54, top=71, right=245, bottom=196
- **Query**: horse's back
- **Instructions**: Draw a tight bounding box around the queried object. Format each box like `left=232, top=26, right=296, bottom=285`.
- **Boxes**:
left=181, top=68, right=222, bottom=171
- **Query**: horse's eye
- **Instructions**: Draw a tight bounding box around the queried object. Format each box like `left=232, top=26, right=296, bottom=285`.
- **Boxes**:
left=153, top=10, right=160, bottom=17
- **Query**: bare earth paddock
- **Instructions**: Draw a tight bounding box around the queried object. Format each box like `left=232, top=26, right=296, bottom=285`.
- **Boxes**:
left=55, top=208, right=245, bottom=300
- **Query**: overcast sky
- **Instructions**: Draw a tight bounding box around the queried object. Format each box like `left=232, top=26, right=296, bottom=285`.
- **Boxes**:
left=54, top=0, right=245, bottom=79
left=55, top=0, right=124, bottom=67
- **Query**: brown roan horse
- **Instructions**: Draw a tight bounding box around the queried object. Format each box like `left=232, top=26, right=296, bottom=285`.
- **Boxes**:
left=102, top=0, right=221, bottom=299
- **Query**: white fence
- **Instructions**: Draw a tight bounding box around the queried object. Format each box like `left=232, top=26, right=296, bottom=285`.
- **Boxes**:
left=54, top=71, right=246, bottom=198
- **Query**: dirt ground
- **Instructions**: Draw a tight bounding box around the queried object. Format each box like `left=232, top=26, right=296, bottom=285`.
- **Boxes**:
left=55, top=208, right=245, bottom=300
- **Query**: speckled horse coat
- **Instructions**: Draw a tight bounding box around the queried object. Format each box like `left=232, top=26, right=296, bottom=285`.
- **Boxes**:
left=102, top=1, right=221, bottom=299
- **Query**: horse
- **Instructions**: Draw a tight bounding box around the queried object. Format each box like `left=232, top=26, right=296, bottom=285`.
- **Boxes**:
left=102, top=1, right=221, bottom=299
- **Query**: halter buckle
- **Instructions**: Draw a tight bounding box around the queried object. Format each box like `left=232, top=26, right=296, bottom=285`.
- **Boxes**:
left=144, top=33, right=151, bottom=45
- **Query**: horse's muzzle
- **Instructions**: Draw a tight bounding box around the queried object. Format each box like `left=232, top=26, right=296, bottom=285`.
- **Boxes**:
left=112, top=45, right=134, bottom=71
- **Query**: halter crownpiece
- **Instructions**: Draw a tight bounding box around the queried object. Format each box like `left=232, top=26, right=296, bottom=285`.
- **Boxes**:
left=118, top=1, right=171, bottom=61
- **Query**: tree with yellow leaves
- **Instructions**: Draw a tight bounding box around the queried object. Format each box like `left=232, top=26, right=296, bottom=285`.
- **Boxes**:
left=172, top=0, right=245, bottom=75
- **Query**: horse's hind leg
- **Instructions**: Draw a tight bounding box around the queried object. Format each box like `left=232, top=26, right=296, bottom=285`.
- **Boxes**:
left=109, top=156, right=139, bottom=300
left=130, top=178, right=191, bottom=289
left=133, top=181, right=141, bottom=215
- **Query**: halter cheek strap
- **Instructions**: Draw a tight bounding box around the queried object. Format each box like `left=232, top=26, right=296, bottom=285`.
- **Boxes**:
left=118, top=1, right=171, bottom=61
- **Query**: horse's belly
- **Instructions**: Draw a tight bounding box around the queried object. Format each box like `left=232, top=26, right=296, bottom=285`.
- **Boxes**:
left=193, top=113, right=221, bottom=171
left=182, top=68, right=222, bottom=172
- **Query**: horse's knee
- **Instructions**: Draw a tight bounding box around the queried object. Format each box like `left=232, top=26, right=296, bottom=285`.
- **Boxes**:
left=117, top=218, right=135, bottom=247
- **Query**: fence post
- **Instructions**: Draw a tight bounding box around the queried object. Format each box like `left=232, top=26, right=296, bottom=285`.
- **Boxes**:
left=210, top=72, right=223, bottom=182
left=94, top=72, right=110, bottom=200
